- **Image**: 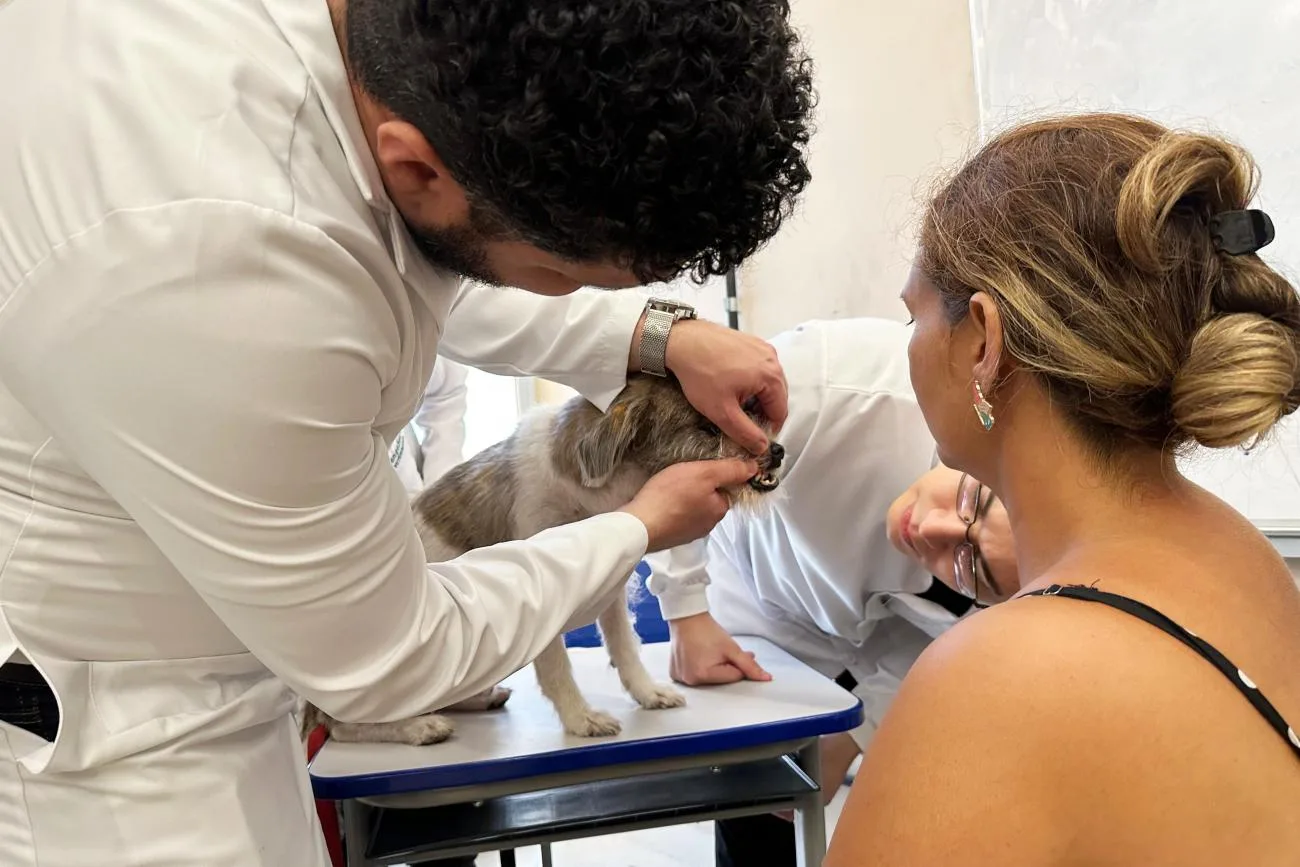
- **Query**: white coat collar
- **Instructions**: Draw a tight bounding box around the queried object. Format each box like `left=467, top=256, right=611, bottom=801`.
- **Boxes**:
left=260, top=0, right=414, bottom=275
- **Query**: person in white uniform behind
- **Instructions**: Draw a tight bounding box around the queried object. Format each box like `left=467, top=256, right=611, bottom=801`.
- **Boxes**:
left=646, top=317, right=1019, bottom=867
left=0, top=1, right=816, bottom=864
left=391, top=356, right=472, bottom=495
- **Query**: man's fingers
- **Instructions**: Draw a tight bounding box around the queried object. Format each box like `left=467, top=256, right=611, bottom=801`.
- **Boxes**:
left=729, top=650, right=772, bottom=682
left=755, top=381, right=789, bottom=432
left=705, top=663, right=746, bottom=684
left=718, top=402, right=769, bottom=455
left=706, top=457, right=760, bottom=487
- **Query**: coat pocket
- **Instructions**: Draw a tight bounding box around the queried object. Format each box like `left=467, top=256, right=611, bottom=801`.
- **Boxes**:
left=88, top=652, right=272, bottom=736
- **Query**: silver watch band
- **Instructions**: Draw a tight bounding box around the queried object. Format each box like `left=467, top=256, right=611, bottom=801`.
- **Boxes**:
left=637, top=299, right=696, bottom=377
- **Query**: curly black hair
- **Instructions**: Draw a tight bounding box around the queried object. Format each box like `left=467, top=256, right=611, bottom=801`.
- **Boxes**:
left=345, top=0, right=815, bottom=281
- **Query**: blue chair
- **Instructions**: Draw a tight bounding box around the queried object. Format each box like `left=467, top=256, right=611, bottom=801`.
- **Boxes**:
left=563, top=561, right=670, bottom=648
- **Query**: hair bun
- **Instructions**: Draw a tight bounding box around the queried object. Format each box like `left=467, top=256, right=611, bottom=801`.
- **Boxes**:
left=918, top=112, right=1300, bottom=455
left=1171, top=313, right=1300, bottom=449
left=1115, top=131, right=1253, bottom=276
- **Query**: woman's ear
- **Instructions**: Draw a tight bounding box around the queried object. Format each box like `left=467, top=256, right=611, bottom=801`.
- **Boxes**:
left=967, top=292, right=1005, bottom=391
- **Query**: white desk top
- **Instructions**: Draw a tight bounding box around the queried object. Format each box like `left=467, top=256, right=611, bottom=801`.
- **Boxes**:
left=310, top=637, right=862, bottom=800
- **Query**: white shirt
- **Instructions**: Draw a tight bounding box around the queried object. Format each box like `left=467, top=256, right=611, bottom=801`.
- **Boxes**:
left=0, top=1, right=649, bottom=863
left=647, top=318, right=961, bottom=746
left=413, top=357, right=472, bottom=485
left=391, top=356, right=471, bottom=494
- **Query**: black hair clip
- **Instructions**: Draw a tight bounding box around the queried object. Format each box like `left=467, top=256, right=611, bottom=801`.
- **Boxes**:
left=1209, top=209, right=1275, bottom=256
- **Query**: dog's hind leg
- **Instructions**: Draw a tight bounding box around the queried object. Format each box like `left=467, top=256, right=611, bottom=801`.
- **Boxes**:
left=297, top=701, right=452, bottom=747
left=298, top=700, right=327, bottom=744
left=598, top=602, right=685, bottom=710
left=533, top=636, right=622, bottom=737
left=444, top=685, right=513, bottom=712
left=324, top=713, right=455, bottom=747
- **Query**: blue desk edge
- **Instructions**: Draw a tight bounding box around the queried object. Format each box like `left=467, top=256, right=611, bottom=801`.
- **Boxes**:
left=310, top=699, right=864, bottom=800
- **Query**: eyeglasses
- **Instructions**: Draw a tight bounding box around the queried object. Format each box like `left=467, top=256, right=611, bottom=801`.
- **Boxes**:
left=954, top=472, right=986, bottom=605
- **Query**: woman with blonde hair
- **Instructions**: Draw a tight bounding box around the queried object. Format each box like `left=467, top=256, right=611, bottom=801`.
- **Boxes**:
left=827, top=113, right=1300, bottom=865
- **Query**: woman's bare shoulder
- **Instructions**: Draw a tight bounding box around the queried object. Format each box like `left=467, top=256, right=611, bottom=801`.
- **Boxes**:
left=824, top=597, right=1171, bottom=866
left=910, top=589, right=1191, bottom=719
left=898, top=595, right=1138, bottom=719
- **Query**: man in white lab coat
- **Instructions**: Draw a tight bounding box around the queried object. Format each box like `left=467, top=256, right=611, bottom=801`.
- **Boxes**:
left=646, top=318, right=1019, bottom=867
left=0, top=1, right=815, bottom=864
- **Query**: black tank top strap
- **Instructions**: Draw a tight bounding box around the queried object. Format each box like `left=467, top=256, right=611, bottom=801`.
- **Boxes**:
left=1023, top=584, right=1300, bottom=761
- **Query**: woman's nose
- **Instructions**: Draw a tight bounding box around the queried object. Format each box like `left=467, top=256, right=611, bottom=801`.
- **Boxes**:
left=917, top=512, right=966, bottom=548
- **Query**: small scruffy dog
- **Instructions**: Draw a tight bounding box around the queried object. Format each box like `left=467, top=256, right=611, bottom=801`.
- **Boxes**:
left=300, top=375, right=782, bottom=746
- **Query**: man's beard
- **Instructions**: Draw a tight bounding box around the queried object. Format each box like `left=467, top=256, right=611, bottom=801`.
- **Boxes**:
left=403, top=218, right=504, bottom=288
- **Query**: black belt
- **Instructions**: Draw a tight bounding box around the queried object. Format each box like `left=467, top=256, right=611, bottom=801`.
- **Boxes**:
left=0, top=662, right=59, bottom=741
left=918, top=575, right=975, bottom=618
left=0, top=662, right=51, bottom=686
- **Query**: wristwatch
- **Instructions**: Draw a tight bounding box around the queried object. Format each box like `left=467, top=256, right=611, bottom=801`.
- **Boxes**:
left=637, top=298, right=697, bottom=377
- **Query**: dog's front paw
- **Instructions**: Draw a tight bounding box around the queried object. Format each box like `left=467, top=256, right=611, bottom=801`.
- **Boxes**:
left=398, top=713, right=455, bottom=746
left=564, top=708, right=622, bottom=738
left=633, top=683, right=686, bottom=710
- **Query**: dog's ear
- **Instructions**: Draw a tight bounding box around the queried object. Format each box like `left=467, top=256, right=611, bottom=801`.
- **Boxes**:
left=576, top=401, right=641, bottom=488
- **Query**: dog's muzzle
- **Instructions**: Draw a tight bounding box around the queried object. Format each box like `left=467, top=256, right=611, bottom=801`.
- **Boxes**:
left=747, top=441, right=784, bottom=492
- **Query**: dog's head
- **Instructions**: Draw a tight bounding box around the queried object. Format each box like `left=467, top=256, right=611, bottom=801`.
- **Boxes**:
left=553, top=374, right=784, bottom=505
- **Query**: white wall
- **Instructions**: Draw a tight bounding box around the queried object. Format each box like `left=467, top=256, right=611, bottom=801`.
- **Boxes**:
left=528, top=277, right=733, bottom=410
left=968, top=0, right=1300, bottom=527
left=469, top=1, right=985, bottom=440
left=738, top=0, right=980, bottom=338
left=467, top=2, right=1300, bottom=576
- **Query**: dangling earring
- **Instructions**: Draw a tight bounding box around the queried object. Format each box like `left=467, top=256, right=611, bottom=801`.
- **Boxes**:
left=972, top=381, right=995, bottom=431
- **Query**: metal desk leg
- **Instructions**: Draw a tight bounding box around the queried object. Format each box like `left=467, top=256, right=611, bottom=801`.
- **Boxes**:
left=792, top=738, right=827, bottom=867
left=499, top=850, right=517, bottom=867
left=540, top=842, right=554, bottom=867
left=342, top=800, right=369, bottom=867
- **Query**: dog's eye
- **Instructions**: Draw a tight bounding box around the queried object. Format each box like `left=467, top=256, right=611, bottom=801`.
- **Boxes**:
left=698, top=421, right=721, bottom=437
left=742, top=396, right=767, bottom=421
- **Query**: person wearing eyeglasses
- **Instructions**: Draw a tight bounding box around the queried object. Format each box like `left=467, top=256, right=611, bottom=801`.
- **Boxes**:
left=884, top=466, right=1016, bottom=607
left=645, top=315, right=1019, bottom=867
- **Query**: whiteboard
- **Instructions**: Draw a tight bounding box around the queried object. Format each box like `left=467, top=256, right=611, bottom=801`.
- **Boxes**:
left=969, top=0, right=1300, bottom=524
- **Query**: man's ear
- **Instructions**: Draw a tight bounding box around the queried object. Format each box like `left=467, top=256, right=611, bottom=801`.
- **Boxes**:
left=576, top=402, right=640, bottom=488
left=373, top=119, right=467, bottom=225
left=967, top=291, right=1006, bottom=391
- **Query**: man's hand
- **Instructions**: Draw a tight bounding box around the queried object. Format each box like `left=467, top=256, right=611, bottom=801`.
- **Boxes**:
left=631, top=315, right=787, bottom=455
left=669, top=612, right=771, bottom=685
left=619, top=458, right=758, bottom=552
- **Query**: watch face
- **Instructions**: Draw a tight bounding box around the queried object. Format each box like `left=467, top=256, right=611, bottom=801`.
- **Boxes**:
left=649, top=298, right=696, bottom=318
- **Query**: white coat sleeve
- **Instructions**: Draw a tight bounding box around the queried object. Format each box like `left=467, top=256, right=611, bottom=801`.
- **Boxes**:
left=390, top=428, right=426, bottom=496
left=414, top=357, right=470, bottom=485
left=845, top=615, right=939, bottom=750
left=0, top=201, right=648, bottom=723
left=643, top=540, right=713, bottom=621
left=438, top=284, right=646, bottom=411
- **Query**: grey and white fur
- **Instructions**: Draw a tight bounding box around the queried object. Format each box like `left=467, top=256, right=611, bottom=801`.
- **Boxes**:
left=300, top=374, right=782, bottom=746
